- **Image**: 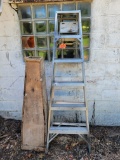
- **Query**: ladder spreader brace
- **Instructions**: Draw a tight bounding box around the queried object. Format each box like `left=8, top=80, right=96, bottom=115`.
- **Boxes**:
left=46, top=10, right=91, bottom=153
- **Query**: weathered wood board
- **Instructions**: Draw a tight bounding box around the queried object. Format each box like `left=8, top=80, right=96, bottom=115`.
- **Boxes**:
left=21, top=57, right=48, bottom=151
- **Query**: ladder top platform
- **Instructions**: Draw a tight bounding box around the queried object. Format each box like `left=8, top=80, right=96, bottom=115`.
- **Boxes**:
left=56, top=10, right=81, bottom=14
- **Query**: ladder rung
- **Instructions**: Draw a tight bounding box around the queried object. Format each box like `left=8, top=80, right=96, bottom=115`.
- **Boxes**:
left=53, top=81, right=84, bottom=87
left=52, top=122, right=86, bottom=127
left=56, top=11, right=81, bottom=14
left=55, top=35, right=82, bottom=39
left=49, top=126, right=88, bottom=134
left=51, top=103, right=86, bottom=110
left=54, top=58, right=84, bottom=63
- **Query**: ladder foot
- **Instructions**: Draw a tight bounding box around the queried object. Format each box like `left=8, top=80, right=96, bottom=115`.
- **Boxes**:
left=87, top=144, right=91, bottom=153
left=46, top=143, right=49, bottom=154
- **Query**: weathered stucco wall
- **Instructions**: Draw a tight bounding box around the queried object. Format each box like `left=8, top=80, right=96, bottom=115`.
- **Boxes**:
left=0, top=0, right=25, bottom=119
left=87, top=0, right=120, bottom=125
left=0, top=0, right=120, bottom=126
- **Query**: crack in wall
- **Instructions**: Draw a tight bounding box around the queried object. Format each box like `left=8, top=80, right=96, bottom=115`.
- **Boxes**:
left=9, top=76, right=22, bottom=87
left=90, top=101, right=96, bottom=126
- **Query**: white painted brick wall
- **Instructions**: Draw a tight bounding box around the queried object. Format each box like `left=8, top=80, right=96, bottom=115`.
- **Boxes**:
left=0, top=0, right=120, bottom=125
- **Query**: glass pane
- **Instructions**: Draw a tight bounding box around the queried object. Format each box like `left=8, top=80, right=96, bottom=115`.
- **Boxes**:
left=50, top=37, right=54, bottom=48
left=56, top=49, right=62, bottom=58
left=34, top=5, right=46, bottom=18
left=36, top=37, right=47, bottom=48
left=50, top=50, right=53, bottom=61
left=82, top=19, right=90, bottom=33
left=84, top=48, right=89, bottom=61
left=22, top=36, right=35, bottom=49
left=35, top=21, right=47, bottom=34
left=56, top=49, right=79, bottom=59
left=49, top=21, right=54, bottom=33
left=24, top=51, right=34, bottom=57
left=21, top=22, right=32, bottom=34
left=83, top=35, right=90, bottom=48
left=77, top=3, right=91, bottom=17
left=37, top=51, right=48, bottom=60
left=48, top=4, right=60, bottom=18
left=19, top=6, right=31, bottom=19
left=62, top=3, right=76, bottom=11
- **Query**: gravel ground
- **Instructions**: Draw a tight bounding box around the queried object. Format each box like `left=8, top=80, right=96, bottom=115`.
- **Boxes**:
left=0, top=116, right=120, bottom=160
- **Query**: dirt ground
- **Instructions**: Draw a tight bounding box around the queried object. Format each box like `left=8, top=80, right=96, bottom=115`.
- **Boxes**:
left=0, top=116, right=120, bottom=160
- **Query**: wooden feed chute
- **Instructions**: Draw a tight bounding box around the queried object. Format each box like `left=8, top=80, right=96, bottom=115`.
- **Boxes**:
left=21, top=57, right=47, bottom=151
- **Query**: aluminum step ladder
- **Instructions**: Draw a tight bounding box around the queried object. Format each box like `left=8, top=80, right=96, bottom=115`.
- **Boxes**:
left=46, top=10, right=90, bottom=153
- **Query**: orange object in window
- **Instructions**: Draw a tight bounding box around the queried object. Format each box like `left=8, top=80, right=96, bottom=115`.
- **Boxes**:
left=22, top=36, right=35, bottom=49
left=59, top=43, right=66, bottom=49
left=27, top=36, right=35, bottom=48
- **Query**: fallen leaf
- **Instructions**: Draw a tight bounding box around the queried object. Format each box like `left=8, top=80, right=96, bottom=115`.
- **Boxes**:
left=71, top=142, right=79, bottom=147
left=39, top=153, right=45, bottom=159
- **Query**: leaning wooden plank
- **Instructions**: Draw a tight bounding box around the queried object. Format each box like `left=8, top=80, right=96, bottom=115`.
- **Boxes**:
left=21, top=57, right=48, bottom=151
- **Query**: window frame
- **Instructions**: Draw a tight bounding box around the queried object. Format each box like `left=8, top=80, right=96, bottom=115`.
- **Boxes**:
left=18, top=1, right=91, bottom=61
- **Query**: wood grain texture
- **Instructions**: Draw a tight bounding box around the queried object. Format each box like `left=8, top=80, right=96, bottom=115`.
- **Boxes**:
left=21, top=57, right=48, bottom=151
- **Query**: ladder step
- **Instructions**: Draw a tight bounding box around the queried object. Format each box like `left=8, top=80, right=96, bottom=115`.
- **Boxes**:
left=54, top=58, right=84, bottom=63
left=51, top=103, right=86, bottom=110
left=53, top=81, right=84, bottom=87
left=55, top=35, right=82, bottom=39
left=56, top=10, right=82, bottom=14
left=52, top=122, right=86, bottom=127
left=49, top=126, right=88, bottom=134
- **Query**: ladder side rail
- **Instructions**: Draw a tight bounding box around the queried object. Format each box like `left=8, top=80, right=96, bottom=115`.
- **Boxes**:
left=79, top=10, right=86, bottom=87
left=79, top=10, right=89, bottom=133
left=46, top=43, right=56, bottom=150
left=55, top=12, right=58, bottom=36
left=79, top=11, right=84, bottom=60
left=85, top=100, right=90, bottom=132
left=47, top=33, right=57, bottom=149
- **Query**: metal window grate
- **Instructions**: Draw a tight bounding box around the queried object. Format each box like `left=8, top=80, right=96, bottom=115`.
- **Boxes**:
left=17, top=2, right=91, bottom=61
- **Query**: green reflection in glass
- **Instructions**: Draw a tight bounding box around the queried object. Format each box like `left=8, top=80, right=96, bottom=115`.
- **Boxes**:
left=50, top=37, right=54, bottom=48
left=77, top=3, right=91, bottom=17
left=37, top=51, right=48, bottom=60
left=84, top=49, right=89, bottom=61
left=34, top=5, right=46, bottom=18
left=83, top=35, right=90, bottom=48
left=49, top=21, right=54, bottom=33
left=56, top=50, right=61, bottom=58
left=35, top=21, right=46, bottom=33
left=37, top=37, right=47, bottom=48
left=24, top=51, right=34, bottom=57
left=82, top=19, right=90, bottom=33
left=21, top=22, right=32, bottom=34
left=48, top=4, right=60, bottom=18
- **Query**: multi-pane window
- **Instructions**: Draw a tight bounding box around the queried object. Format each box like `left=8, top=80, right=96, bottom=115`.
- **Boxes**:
left=18, top=2, right=91, bottom=61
